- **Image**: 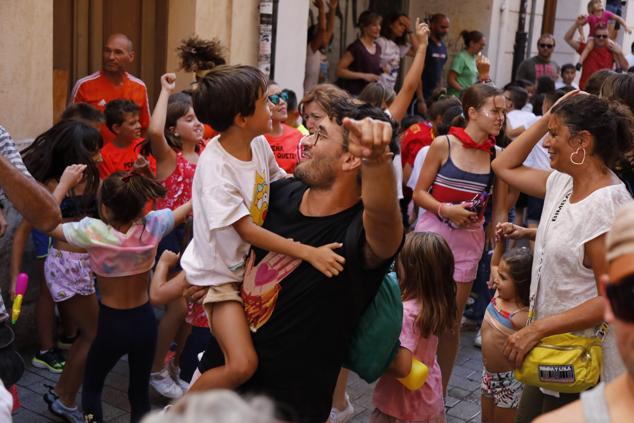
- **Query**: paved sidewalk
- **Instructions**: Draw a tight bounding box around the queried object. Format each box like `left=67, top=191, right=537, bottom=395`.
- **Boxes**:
left=13, top=329, right=483, bottom=422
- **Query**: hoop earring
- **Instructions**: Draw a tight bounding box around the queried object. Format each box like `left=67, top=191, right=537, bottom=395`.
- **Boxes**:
left=570, top=146, right=586, bottom=165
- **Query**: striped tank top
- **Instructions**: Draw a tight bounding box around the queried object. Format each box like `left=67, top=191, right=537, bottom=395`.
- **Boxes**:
left=431, top=137, right=492, bottom=204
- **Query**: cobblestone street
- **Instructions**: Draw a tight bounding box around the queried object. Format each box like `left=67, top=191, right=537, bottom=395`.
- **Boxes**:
left=13, top=328, right=483, bottom=422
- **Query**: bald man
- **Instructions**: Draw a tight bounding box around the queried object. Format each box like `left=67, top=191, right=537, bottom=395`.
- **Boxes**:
left=70, top=33, right=150, bottom=144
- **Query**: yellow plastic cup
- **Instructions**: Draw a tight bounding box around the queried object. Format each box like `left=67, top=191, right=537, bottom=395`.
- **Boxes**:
left=397, top=358, right=429, bottom=391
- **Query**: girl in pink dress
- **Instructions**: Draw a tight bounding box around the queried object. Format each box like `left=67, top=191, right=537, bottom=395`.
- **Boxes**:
left=145, top=72, right=206, bottom=398
left=371, top=232, right=457, bottom=423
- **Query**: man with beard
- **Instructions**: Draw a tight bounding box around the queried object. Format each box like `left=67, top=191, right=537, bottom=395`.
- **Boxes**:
left=516, top=34, right=560, bottom=84
left=188, top=100, right=403, bottom=422
left=536, top=201, right=634, bottom=423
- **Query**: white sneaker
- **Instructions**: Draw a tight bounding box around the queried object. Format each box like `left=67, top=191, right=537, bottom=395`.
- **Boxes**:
left=150, top=367, right=184, bottom=399
left=474, top=329, right=482, bottom=348
left=176, top=377, right=190, bottom=392
left=328, top=393, right=354, bottom=423
left=166, top=358, right=189, bottom=392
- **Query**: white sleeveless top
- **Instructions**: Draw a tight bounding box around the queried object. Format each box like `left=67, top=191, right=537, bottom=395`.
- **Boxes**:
left=531, top=171, right=632, bottom=383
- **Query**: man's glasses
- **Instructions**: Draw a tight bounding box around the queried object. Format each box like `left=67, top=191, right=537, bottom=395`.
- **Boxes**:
left=606, top=273, right=634, bottom=323
left=538, top=43, right=554, bottom=49
left=268, top=90, right=289, bottom=105
left=595, top=34, right=609, bottom=39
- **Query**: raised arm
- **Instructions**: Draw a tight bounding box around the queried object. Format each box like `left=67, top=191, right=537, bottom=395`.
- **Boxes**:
left=564, top=16, right=584, bottom=52
left=342, top=117, right=403, bottom=266
left=607, top=39, right=630, bottom=70
left=491, top=115, right=552, bottom=199
left=309, top=0, right=327, bottom=52
left=323, top=0, right=338, bottom=49
left=387, top=19, right=429, bottom=123
left=613, top=14, right=631, bottom=34
left=147, top=73, right=178, bottom=172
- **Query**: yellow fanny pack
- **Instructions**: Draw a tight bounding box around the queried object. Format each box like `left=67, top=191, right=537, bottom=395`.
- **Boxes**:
left=514, top=332, right=603, bottom=394
left=517, top=191, right=605, bottom=394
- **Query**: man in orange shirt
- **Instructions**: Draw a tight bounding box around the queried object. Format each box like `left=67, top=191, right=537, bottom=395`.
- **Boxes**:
left=99, top=99, right=156, bottom=179
left=70, top=33, right=150, bottom=144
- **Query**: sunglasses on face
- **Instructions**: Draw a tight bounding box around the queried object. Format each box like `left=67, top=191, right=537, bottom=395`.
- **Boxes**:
left=606, top=273, right=634, bottom=323
left=595, top=34, right=609, bottom=39
left=539, top=43, right=554, bottom=49
left=268, top=90, right=289, bottom=105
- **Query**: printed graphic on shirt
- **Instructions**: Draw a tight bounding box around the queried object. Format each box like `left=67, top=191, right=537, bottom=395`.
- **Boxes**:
left=250, top=171, right=270, bottom=226
left=241, top=251, right=301, bottom=332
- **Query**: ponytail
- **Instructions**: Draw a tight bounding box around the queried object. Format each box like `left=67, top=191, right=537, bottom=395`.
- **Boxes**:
left=460, top=30, right=484, bottom=48
left=99, top=171, right=167, bottom=224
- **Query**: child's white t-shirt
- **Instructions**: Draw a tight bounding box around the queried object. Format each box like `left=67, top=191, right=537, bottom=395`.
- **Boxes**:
left=181, top=135, right=286, bottom=286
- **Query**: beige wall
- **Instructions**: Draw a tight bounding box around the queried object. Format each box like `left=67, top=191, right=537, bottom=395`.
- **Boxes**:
left=0, top=0, right=53, bottom=140
left=166, top=0, right=260, bottom=91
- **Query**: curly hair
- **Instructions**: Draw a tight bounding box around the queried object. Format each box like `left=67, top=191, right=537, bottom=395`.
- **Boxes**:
left=177, top=36, right=226, bottom=76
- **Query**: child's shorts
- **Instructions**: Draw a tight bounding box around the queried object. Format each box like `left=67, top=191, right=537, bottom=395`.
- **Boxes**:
left=44, top=247, right=95, bottom=302
left=481, top=369, right=523, bottom=409
left=202, top=283, right=243, bottom=323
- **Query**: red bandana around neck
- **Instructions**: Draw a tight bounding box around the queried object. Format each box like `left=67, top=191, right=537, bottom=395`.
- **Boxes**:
left=449, top=127, right=496, bottom=154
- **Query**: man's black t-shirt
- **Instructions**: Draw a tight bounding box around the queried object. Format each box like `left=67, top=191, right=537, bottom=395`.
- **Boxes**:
left=422, top=40, right=448, bottom=100
left=198, top=178, right=391, bottom=422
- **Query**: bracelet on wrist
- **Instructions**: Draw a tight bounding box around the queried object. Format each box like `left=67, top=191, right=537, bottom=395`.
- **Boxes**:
left=437, top=203, right=446, bottom=219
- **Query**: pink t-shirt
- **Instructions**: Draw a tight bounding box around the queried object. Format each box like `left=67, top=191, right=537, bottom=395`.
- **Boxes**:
left=62, top=209, right=174, bottom=277
left=587, top=11, right=615, bottom=36
left=372, top=299, right=445, bottom=422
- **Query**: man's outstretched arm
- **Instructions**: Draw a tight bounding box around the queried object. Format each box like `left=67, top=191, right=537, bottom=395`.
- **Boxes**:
left=343, top=118, right=403, bottom=268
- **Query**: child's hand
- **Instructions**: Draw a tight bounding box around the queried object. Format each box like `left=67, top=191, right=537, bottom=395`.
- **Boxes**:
left=158, top=250, right=180, bottom=268
left=161, top=73, right=177, bottom=92
left=495, top=222, right=526, bottom=241
left=488, top=265, right=498, bottom=289
left=59, top=164, right=87, bottom=191
left=133, top=155, right=153, bottom=177
left=306, top=242, right=345, bottom=277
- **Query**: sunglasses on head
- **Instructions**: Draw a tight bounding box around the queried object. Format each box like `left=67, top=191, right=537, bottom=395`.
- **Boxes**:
left=595, top=34, right=609, bottom=39
left=606, top=272, right=634, bottom=323
left=539, top=43, right=554, bottom=49
left=268, top=90, right=289, bottom=105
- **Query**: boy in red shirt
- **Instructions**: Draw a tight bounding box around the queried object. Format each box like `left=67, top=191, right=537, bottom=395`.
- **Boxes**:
left=100, top=99, right=156, bottom=179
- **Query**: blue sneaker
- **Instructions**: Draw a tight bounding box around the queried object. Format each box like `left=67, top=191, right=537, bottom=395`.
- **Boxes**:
left=49, top=398, right=85, bottom=423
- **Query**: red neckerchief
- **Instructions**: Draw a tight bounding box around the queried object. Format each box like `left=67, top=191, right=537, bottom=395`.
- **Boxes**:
left=449, top=127, right=495, bottom=155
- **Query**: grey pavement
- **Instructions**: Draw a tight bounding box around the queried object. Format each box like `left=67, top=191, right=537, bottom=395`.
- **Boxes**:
left=13, top=328, right=483, bottom=422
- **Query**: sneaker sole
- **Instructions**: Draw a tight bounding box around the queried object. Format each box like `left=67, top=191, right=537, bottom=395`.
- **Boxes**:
left=32, top=358, right=64, bottom=374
